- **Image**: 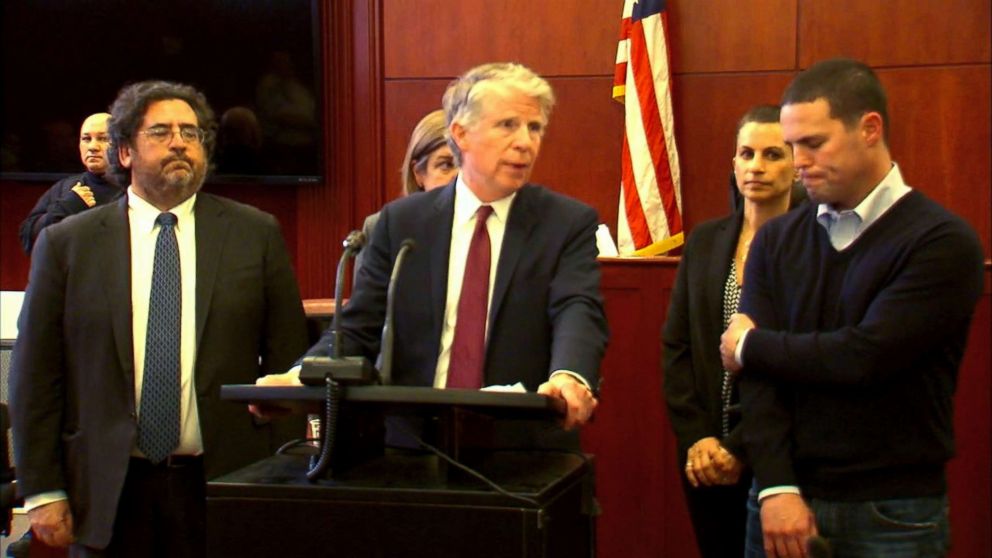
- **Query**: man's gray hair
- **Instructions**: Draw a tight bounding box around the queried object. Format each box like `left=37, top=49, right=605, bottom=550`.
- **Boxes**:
left=442, top=62, right=555, bottom=165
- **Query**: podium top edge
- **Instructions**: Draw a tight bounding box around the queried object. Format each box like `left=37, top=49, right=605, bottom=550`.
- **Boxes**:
left=221, top=384, right=561, bottom=416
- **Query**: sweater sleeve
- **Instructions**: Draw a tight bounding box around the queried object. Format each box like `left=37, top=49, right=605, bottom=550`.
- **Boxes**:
left=742, top=218, right=984, bottom=387
left=738, top=227, right=798, bottom=487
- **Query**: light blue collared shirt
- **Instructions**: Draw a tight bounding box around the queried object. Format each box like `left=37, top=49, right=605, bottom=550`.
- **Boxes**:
left=815, top=163, right=912, bottom=250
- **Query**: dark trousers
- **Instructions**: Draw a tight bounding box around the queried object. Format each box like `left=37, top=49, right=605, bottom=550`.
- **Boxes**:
left=681, top=472, right=751, bottom=558
left=71, top=457, right=206, bottom=558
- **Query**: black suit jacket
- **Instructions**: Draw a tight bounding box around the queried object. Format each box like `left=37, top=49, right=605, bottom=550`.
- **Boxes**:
left=663, top=189, right=809, bottom=464
left=9, top=193, right=308, bottom=548
left=309, top=182, right=608, bottom=393
left=662, top=211, right=746, bottom=462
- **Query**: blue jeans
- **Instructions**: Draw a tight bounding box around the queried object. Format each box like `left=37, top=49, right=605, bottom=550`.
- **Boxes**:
left=809, top=494, right=950, bottom=558
left=744, top=488, right=949, bottom=558
left=744, top=480, right=766, bottom=558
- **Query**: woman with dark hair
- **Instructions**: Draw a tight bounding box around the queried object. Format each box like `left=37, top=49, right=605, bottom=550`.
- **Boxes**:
left=662, top=105, right=804, bottom=557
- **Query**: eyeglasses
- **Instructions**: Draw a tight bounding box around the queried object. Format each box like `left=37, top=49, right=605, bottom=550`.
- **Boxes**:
left=138, top=126, right=206, bottom=145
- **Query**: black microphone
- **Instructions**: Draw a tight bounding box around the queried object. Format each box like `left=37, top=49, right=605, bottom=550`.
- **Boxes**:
left=341, top=229, right=366, bottom=256
left=300, top=230, right=372, bottom=481
left=807, top=536, right=832, bottom=558
left=300, top=229, right=375, bottom=385
left=378, top=238, right=416, bottom=386
left=334, top=230, right=365, bottom=359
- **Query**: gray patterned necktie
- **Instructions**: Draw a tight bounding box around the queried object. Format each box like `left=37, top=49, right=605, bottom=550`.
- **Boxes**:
left=137, top=212, right=181, bottom=463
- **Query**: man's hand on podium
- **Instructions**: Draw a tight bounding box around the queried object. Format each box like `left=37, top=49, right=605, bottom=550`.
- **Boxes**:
left=248, top=369, right=306, bottom=419
left=537, top=374, right=598, bottom=430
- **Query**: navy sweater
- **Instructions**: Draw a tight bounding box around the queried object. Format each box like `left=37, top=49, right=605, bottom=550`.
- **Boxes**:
left=739, top=190, right=984, bottom=500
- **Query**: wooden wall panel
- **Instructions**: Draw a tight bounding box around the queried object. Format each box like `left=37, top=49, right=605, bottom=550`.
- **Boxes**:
left=0, top=182, right=47, bottom=290
left=948, top=286, right=991, bottom=558
left=672, top=72, right=796, bottom=229
left=799, top=0, right=992, bottom=68
left=880, top=65, right=991, bottom=254
left=529, top=78, right=624, bottom=226
left=382, top=80, right=451, bottom=201
left=668, top=0, right=797, bottom=73
left=298, top=0, right=384, bottom=299
left=586, top=259, right=698, bottom=558
left=382, top=0, right=621, bottom=78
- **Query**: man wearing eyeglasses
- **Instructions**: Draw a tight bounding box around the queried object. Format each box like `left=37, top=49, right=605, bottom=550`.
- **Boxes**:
left=9, top=81, right=309, bottom=557
left=18, top=112, right=122, bottom=254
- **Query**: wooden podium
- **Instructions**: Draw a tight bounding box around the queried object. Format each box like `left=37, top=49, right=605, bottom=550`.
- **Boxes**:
left=208, top=385, right=596, bottom=557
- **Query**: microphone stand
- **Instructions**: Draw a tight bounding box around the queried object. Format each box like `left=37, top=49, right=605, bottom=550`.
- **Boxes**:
left=334, top=231, right=363, bottom=359
left=299, top=231, right=375, bottom=386
left=302, top=230, right=375, bottom=481
left=378, top=238, right=416, bottom=387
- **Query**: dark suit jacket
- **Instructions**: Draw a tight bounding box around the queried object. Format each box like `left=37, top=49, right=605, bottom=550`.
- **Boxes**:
left=662, top=211, right=747, bottom=462
left=9, top=193, right=308, bottom=548
left=308, top=182, right=608, bottom=393
left=663, top=186, right=809, bottom=464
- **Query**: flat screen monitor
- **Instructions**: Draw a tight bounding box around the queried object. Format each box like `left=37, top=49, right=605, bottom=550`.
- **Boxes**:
left=1, top=0, right=324, bottom=185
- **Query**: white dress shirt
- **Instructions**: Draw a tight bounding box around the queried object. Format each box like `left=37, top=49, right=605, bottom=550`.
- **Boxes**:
left=431, top=176, right=591, bottom=391
left=433, top=176, right=515, bottom=388
left=128, top=188, right=203, bottom=457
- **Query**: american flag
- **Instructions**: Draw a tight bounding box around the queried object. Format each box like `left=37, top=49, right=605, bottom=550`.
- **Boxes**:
left=613, top=0, right=683, bottom=256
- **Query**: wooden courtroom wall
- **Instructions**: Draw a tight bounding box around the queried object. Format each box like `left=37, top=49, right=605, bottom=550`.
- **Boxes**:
left=0, top=1, right=989, bottom=556
left=1, top=0, right=989, bottom=293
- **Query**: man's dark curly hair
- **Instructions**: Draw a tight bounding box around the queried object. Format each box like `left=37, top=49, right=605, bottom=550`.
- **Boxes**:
left=107, top=81, right=217, bottom=185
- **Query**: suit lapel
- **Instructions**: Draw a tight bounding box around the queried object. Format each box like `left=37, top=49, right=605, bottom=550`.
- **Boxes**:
left=193, top=195, right=227, bottom=374
left=488, top=185, right=537, bottom=333
left=708, top=212, right=743, bottom=319
left=101, top=197, right=135, bottom=386
left=428, top=186, right=455, bottom=339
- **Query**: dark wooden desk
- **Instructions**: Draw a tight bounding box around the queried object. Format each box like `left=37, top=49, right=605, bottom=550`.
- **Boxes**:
left=208, top=450, right=594, bottom=557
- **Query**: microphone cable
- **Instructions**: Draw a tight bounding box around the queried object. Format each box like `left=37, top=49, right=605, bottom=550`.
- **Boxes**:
left=390, top=419, right=543, bottom=508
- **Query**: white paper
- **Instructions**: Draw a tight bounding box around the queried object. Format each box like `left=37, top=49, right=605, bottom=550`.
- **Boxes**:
left=596, top=224, right=618, bottom=257
left=0, top=291, right=25, bottom=340
left=480, top=382, right=527, bottom=393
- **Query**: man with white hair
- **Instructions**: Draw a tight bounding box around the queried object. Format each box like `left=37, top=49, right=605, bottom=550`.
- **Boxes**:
left=263, top=62, right=608, bottom=438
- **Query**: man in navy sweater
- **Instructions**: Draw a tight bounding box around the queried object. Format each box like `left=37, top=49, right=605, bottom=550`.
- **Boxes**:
left=19, top=112, right=121, bottom=254
left=720, top=58, right=984, bottom=558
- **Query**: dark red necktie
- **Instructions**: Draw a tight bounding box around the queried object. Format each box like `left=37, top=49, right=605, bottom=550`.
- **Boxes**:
left=447, top=205, right=494, bottom=389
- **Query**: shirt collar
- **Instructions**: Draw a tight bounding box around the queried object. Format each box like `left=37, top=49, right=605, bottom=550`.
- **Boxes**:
left=817, top=163, right=911, bottom=229
left=454, top=173, right=516, bottom=226
left=127, top=186, right=197, bottom=234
